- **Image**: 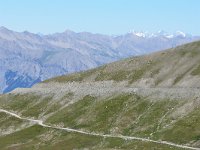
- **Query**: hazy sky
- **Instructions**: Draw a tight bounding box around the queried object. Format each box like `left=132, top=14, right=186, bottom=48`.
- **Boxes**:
left=0, top=0, right=199, bottom=35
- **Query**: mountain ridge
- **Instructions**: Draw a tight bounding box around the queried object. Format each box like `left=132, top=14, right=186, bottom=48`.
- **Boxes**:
left=44, top=41, right=200, bottom=88
left=0, top=26, right=200, bottom=93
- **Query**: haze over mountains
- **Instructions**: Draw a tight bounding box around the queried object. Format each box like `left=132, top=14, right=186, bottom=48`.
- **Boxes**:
left=0, top=26, right=199, bottom=93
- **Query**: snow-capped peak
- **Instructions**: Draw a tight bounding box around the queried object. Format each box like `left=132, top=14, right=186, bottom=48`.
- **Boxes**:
left=128, top=30, right=189, bottom=39
left=135, top=32, right=146, bottom=37
left=129, top=30, right=148, bottom=38
left=175, top=31, right=186, bottom=37
left=165, top=34, right=174, bottom=39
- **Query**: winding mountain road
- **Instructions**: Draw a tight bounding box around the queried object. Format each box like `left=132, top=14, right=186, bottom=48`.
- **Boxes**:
left=0, top=108, right=199, bottom=150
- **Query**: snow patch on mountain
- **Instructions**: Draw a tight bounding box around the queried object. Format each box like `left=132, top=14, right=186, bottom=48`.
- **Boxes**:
left=129, top=30, right=191, bottom=39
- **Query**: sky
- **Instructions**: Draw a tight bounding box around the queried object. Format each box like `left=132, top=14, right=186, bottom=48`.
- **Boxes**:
left=0, top=0, right=199, bottom=35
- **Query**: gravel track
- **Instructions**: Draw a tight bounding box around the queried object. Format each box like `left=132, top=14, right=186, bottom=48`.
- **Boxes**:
left=0, top=108, right=199, bottom=150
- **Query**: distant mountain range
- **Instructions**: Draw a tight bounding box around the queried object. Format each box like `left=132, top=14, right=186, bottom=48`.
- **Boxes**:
left=0, top=26, right=199, bottom=93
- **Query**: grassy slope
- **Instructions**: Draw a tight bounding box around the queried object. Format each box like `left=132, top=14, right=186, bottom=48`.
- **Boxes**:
left=0, top=112, right=29, bottom=135
left=44, top=41, right=200, bottom=87
left=0, top=124, right=183, bottom=150
left=1, top=92, right=200, bottom=148
left=1, top=41, right=200, bottom=149
left=45, top=93, right=200, bottom=145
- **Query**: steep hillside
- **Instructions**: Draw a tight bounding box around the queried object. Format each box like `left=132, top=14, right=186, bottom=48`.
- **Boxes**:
left=0, top=26, right=199, bottom=93
left=0, top=41, right=200, bottom=149
left=46, top=41, right=200, bottom=88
